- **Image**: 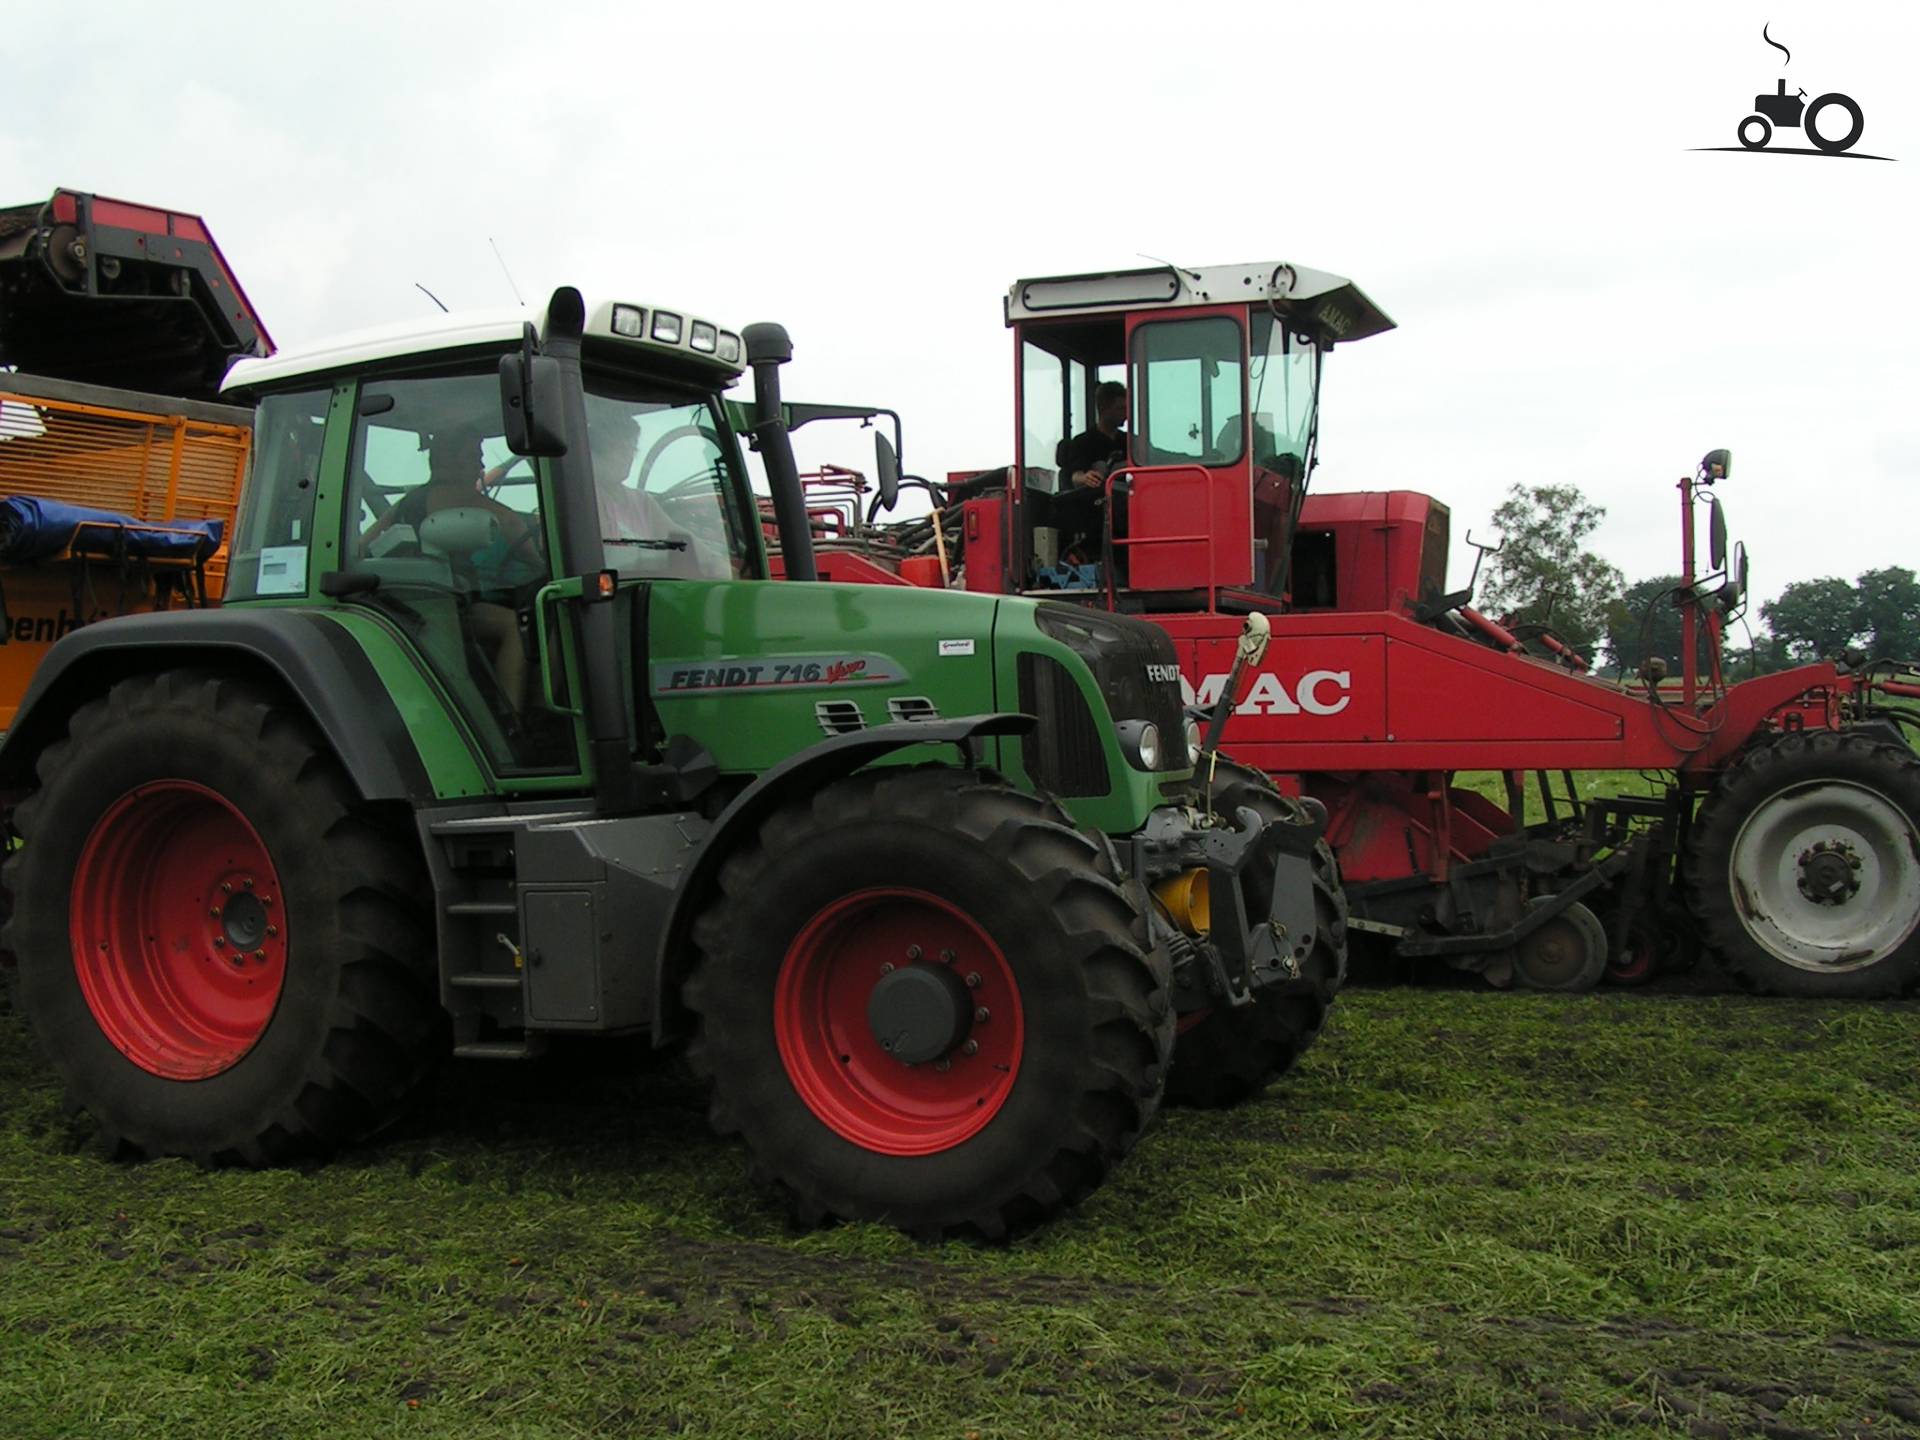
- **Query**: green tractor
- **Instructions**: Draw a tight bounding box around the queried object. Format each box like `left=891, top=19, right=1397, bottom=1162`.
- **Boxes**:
left=0, top=287, right=1345, bottom=1237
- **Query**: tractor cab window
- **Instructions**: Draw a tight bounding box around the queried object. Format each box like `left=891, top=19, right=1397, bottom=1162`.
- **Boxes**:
left=583, top=382, right=755, bottom=581
left=345, top=369, right=573, bottom=774
left=1129, top=317, right=1244, bottom=467
left=227, top=387, right=331, bottom=601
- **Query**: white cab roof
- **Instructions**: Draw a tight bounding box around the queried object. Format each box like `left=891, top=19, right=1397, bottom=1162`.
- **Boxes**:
left=224, top=296, right=747, bottom=393
left=1005, top=260, right=1394, bottom=343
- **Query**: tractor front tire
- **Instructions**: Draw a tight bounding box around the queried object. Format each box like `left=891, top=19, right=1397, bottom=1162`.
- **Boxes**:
left=682, top=767, right=1173, bottom=1239
left=2, top=671, right=443, bottom=1164
left=1686, top=730, right=1920, bottom=998
left=1164, top=760, right=1347, bottom=1109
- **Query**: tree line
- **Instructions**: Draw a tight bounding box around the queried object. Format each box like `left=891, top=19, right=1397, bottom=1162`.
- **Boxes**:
left=1472, top=483, right=1920, bottom=676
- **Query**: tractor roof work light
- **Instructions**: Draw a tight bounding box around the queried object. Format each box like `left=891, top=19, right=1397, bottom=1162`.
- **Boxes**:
left=610, top=304, right=645, bottom=338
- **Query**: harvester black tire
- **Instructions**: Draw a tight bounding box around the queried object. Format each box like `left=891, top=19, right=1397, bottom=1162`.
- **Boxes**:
left=682, top=767, right=1173, bottom=1240
left=2, top=670, right=443, bottom=1165
left=1686, top=730, right=1920, bottom=998
left=1164, top=760, right=1347, bottom=1109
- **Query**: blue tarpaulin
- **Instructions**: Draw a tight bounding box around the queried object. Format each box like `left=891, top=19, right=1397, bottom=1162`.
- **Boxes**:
left=0, top=495, right=224, bottom=564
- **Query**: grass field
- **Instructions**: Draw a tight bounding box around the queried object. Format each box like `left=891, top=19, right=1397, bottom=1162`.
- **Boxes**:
left=4, top=980, right=1918, bottom=1440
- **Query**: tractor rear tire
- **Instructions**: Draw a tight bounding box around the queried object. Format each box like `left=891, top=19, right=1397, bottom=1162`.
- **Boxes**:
left=1686, top=730, right=1920, bottom=998
left=2, top=671, right=443, bottom=1164
left=1164, top=760, right=1347, bottom=1109
left=682, top=767, right=1173, bottom=1239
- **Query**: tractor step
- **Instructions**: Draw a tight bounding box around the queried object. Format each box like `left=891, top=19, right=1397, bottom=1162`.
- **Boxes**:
left=445, top=900, right=517, bottom=916
left=449, top=972, right=522, bottom=990
left=453, top=1037, right=548, bottom=1061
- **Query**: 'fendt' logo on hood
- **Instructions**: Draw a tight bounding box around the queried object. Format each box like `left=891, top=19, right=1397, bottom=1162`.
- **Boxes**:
left=1145, top=663, right=1182, bottom=685
left=1181, top=669, right=1352, bottom=716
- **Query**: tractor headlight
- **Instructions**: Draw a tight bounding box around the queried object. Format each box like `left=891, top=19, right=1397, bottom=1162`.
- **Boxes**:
left=1116, top=719, right=1162, bottom=771
left=611, top=304, right=646, bottom=338
left=1186, top=717, right=1203, bottom=760
left=689, top=320, right=718, bottom=353
left=717, top=331, right=742, bottom=364
left=651, top=311, right=683, bottom=344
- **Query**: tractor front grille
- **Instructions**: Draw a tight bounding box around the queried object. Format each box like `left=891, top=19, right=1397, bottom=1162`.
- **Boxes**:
left=1017, top=652, right=1109, bottom=797
left=1033, top=603, right=1189, bottom=768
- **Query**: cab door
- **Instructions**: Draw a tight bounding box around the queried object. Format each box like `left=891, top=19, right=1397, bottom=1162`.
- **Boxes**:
left=339, top=367, right=584, bottom=782
left=1121, top=306, right=1254, bottom=593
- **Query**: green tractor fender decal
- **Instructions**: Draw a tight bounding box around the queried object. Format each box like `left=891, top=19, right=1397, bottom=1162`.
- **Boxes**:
left=0, top=608, right=433, bottom=801
left=652, top=711, right=1034, bottom=1035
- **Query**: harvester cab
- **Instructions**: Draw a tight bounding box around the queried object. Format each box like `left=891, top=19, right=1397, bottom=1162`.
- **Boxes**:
left=981, top=261, right=1395, bottom=611
left=0, top=284, right=1348, bottom=1238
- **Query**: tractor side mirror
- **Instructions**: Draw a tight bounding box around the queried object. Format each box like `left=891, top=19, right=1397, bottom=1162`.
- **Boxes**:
left=500, top=324, right=568, bottom=458
left=1708, top=496, right=1728, bottom=572
left=1732, top=542, right=1749, bottom=606
left=874, top=432, right=901, bottom=513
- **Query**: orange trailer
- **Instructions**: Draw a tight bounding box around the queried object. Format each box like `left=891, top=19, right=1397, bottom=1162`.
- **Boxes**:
left=0, top=374, right=251, bottom=728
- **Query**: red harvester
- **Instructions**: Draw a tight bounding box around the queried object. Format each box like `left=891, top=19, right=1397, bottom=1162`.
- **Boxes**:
left=767, top=261, right=1920, bottom=999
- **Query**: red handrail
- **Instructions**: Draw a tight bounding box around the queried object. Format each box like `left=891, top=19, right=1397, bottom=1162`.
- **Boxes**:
left=1102, top=464, right=1218, bottom=610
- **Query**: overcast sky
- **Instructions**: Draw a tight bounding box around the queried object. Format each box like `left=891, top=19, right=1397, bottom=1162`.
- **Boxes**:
left=6, top=0, right=1914, bottom=615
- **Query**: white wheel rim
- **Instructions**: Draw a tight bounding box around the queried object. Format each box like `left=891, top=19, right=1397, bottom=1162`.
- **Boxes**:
left=1728, top=780, right=1920, bottom=972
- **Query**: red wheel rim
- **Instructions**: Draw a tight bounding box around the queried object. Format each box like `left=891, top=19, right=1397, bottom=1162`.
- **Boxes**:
left=775, top=887, right=1024, bottom=1157
left=1605, top=930, right=1658, bottom=986
left=70, top=781, right=288, bottom=1080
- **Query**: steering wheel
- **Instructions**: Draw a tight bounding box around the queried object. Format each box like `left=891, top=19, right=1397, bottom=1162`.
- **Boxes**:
left=636, top=424, right=718, bottom=494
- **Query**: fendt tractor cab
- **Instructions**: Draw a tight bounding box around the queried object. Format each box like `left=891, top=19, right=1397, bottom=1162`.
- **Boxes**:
left=0, top=286, right=1346, bottom=1238
left=797, top=261, right=1920, bottom=1001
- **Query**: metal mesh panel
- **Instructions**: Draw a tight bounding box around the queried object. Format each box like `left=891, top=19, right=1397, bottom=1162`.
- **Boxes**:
left=0, top=390, right=249, bottom=590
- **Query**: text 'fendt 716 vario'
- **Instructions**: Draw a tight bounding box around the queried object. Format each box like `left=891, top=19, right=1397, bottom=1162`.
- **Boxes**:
left=0, top=286, right=1346, bottom=1237
left=792, top=261, right=1920, bottom=1001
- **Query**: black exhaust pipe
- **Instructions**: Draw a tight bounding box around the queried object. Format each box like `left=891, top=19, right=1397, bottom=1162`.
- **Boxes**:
left=744, top=322, right=817, bottom=582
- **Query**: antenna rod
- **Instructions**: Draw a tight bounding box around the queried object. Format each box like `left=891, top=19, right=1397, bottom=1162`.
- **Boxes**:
left=490, top=237, right=526, bottom=307
left=414, top=282, right=449, bottom=313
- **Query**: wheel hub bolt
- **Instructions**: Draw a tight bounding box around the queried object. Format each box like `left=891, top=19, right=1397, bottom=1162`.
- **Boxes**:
left=221, top=882, right=233, bottom=894
left=965, top=972, right=982, bottom=989
left=209, top=908, right=221, bottom=919
left=243, top=878, right=254, bottom=890
left=934, top=1059, right=952, bottom=1072
left=254, top=949, right=267, bottom=962
left=880, top=962, right=895, bottom=975
left=975, top=1007, right=990, bottom=1023
left=213, top=937, right=225, bottom=948
left=266, top=926, right=278, bottom=938
left=940, top=948, right=956, bottom=964
left=961, top=1039, right=978, bottom=1056
left=905, top=945, right=922, bottom=961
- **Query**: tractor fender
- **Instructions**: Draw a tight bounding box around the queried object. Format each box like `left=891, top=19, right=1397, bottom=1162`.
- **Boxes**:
left=652, top=711, right=1035, bottom=1038
left=0, top=609, right=432, bottom=802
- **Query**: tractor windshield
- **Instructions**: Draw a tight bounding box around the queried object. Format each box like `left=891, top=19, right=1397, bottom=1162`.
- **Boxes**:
left=1247, top=312, right=1319, bottom=478
left=582, top=381, right=758, bottom=581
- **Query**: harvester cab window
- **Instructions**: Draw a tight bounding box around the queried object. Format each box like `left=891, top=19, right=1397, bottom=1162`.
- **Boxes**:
left=343, top=370, right=574, bottom=774
left=1129, top=317, right=1244, bottom=468
left=227, top=387, right=330, bottom=601
left=583, top=383, right=752, bottom=581
left=1247, top=313, right=1317, bottom=476
left=1247, top=315, right=1319, bottom=596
